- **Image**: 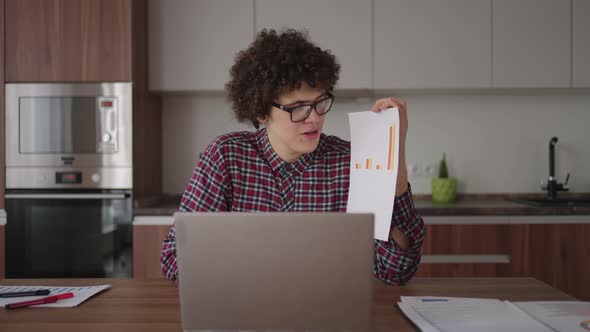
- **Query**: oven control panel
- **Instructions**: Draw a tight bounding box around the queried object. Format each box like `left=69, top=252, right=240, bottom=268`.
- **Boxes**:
left=5, top=167, right=132, bottom=189
left=56, top=171, right=83, bottom=184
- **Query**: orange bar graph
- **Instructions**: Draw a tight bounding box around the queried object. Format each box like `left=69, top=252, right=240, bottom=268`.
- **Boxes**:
left=388, top=125, right=396, bottom=171
left=353, top=116, right=396, bottom=172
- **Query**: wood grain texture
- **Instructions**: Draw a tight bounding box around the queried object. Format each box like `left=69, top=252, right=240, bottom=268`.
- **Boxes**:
left=510, top=224, right=590, bottom=300
left=132, top=225, right=171, bottom=279
left=0, top=226, right=4, bottom=278
left=421, top=224, right=511, bottom=255
left=416, top=224, right=512, bottom=277
left=5, top=0, right=132, bottom=82
left=416, top=223, right=590, bottom=300
left=0, top=0, right=5, bottom=279
left=415, top=263, right=512, bottom=278
left=0, top=0, right=5, bottom=209
left=132, top=0, right=163, bottom=198
left=0, top=278, right=573, bottom=331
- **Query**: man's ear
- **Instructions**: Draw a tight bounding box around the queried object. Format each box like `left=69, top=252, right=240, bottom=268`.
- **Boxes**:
left=257, top=115, right=268, bottom=125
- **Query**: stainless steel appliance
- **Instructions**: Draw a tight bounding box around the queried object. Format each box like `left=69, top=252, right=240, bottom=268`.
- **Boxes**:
left=5, top=83, right=133, bottom=278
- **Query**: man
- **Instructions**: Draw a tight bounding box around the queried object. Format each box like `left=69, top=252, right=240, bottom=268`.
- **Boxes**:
left=161, top=29, right=424, bottom=284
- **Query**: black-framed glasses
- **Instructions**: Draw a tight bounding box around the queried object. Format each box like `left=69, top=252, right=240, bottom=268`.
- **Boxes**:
left=271, top=92, right=334, bottom=123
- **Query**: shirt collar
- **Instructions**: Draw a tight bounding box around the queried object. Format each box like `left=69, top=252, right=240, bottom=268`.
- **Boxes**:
left=256, top=128, right=326, bottom=175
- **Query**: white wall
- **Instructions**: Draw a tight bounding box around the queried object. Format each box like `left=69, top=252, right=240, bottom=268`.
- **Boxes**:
left=162, top=91, right=590, bottom=195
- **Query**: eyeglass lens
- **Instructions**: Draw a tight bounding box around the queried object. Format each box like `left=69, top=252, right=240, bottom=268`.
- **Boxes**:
left=291, top=97, right=333, bottom=122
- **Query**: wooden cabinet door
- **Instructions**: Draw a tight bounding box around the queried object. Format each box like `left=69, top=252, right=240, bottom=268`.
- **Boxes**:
left=374, top=0, right=491, bottom=89
left=415, top=224, right=512, bottom=277
left=573, top=0, right=590, bottom=87
left=0, top=0, right=5, bottom=209
left=148, top=0, right=254, bottom=91
left=0, top=225, right=4, bottom=278
left=256, top=0, right=372, bottom=90
left=5, top=0, right=132, bottom=82
left=511, top=224, right=590, bottom=300
left=133, top=224, right=172, bottom=279
left=492, top=0, right=570, bottom=87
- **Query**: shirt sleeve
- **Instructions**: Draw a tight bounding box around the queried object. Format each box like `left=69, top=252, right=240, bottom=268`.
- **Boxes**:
left=373, top=183, right=425, bottom=285
left=160, top=141, right=230, bottom=281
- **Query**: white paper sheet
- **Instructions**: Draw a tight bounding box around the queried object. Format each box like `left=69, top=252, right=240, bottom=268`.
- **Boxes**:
left=511, top=301, right=590, bottom=332
left=347, top=107, right=399, bottom=240
left=398, top=302, right=440, bottom=332
left=398, top=296, right=553, bottom=332
left=0, top=284, right=111, bottom=307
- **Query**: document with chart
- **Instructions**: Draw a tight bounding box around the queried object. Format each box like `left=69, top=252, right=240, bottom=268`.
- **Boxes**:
left=398, top=296, right=590, bottom=332
left=347, top=107, right=399, bottom=241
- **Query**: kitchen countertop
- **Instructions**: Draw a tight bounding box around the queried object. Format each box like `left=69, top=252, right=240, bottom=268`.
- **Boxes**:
left=133, top=193, right=590, bottom=217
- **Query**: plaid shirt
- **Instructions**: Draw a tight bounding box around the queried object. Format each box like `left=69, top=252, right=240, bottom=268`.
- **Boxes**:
left=161, top=129, right=424, bottom=284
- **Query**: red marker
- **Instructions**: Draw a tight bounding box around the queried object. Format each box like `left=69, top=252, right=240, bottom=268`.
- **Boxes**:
left=5, top=292, right=74, bottom=309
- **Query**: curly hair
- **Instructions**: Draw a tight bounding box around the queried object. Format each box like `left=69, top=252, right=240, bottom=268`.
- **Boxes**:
left=225, top=29, right=341, bottom=128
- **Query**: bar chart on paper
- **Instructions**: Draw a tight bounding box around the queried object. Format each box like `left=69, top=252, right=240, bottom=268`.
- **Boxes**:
left=347, top=108, right=400, bottom=241
left=353, top=123, right=397, bottom=172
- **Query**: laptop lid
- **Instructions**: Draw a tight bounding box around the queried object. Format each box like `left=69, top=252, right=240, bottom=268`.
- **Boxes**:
left=175, top=212, right=374, bottom=331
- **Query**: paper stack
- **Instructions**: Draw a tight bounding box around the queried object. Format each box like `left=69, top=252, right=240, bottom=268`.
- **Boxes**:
left=398, top=296, right=590, bottom=332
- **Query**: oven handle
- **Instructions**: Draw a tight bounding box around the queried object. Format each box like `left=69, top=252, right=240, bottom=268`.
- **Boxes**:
left=5, top=193, right=129, bottom=200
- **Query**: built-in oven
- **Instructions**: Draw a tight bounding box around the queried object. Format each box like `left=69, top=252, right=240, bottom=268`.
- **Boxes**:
left=4, top=83, right=133, bottom=278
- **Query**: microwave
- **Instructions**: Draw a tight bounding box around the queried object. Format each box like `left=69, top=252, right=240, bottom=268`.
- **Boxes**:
left=5, top=83, right=133, bottom=189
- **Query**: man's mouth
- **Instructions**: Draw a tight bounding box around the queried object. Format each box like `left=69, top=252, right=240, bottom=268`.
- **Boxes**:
left=303, top=130, right=319, bottom=136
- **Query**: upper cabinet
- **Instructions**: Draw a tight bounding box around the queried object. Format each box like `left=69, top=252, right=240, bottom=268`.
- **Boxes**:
left=492, top=0, right=570, bottom=88
left=147, top=0, right=585, bottom=91
left=573, top=0, right=590, bottom=87
left=149, top=0, right=254, bottom=91
left=255, top=0, right=372, bottom=90
left=374, top=0, right=492, bottom=89
left=5, top=0, right=132, bottom=82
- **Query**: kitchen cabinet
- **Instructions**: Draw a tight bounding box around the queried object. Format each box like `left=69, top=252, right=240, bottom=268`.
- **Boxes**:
left=0, top=224, right=4, bottom=278
left=133, top=218, right=173, bottom=279
left=256, top=0, right=372, bottom=90
left=5, top=0, right=132, bottom=82
left=133, top=0, right=163, bottom=198
left=374, top=0, right=491, bottom=89
left=148, top=0, right=254, bottom=91
left=492, top=0, right=570, bottom=88
left=511, top=223, right=590, bottom=301
left=573, top=0, right=590, bottom=87
left=0, top=0, right=5, bottom=209
left=415, top=222, right=512, bottom=277
left=419, top=216, right=590, bottom=300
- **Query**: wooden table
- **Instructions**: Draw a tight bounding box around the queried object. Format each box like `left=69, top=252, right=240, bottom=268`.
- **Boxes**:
left=0, top=277, right=574, bottom=331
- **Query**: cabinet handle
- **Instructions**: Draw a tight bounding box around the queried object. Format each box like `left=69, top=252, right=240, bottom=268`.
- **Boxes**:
left=421, top=254, right=511, bottom=264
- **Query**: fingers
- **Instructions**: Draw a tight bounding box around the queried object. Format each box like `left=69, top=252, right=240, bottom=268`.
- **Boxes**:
left=371, top=97, right=407, bottom=113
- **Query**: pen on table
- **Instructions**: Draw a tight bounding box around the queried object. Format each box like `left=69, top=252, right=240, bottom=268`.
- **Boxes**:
left=0, top=289, right=51, bottom=298
left=5, top=292, right=74, bottom=309
left=421, top=298, right=448, bottom=302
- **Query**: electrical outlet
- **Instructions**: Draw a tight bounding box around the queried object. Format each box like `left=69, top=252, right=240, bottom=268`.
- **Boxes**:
left=409, top=163, right=423, bottom=177
left=424, top=164, right=436, bottom=177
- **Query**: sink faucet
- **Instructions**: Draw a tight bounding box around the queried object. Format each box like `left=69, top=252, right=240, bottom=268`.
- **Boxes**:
left=542, top=136, right=569, bottom=200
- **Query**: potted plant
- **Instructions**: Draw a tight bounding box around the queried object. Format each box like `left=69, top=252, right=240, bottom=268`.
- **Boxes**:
left=431, top=153, right=457, bottom=204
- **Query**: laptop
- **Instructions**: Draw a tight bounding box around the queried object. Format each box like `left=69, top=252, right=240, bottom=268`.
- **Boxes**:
left=174, top=212, right=374, bottom=331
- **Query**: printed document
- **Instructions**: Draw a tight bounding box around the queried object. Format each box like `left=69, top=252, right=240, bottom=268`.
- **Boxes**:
left=398, top=296, right=554, bottom=332
left=347, top=107, right=399, bottom=241
left=512, top=301, right=590, bottom=332
left=0, top=284, right=111, bottom=307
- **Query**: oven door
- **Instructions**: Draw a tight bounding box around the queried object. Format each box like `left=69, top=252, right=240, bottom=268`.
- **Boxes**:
left=5, top=190, right=132, bottom=278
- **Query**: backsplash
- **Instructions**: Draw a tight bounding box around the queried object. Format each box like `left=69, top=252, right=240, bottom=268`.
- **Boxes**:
left=162, top=90, right=590, bottom=195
